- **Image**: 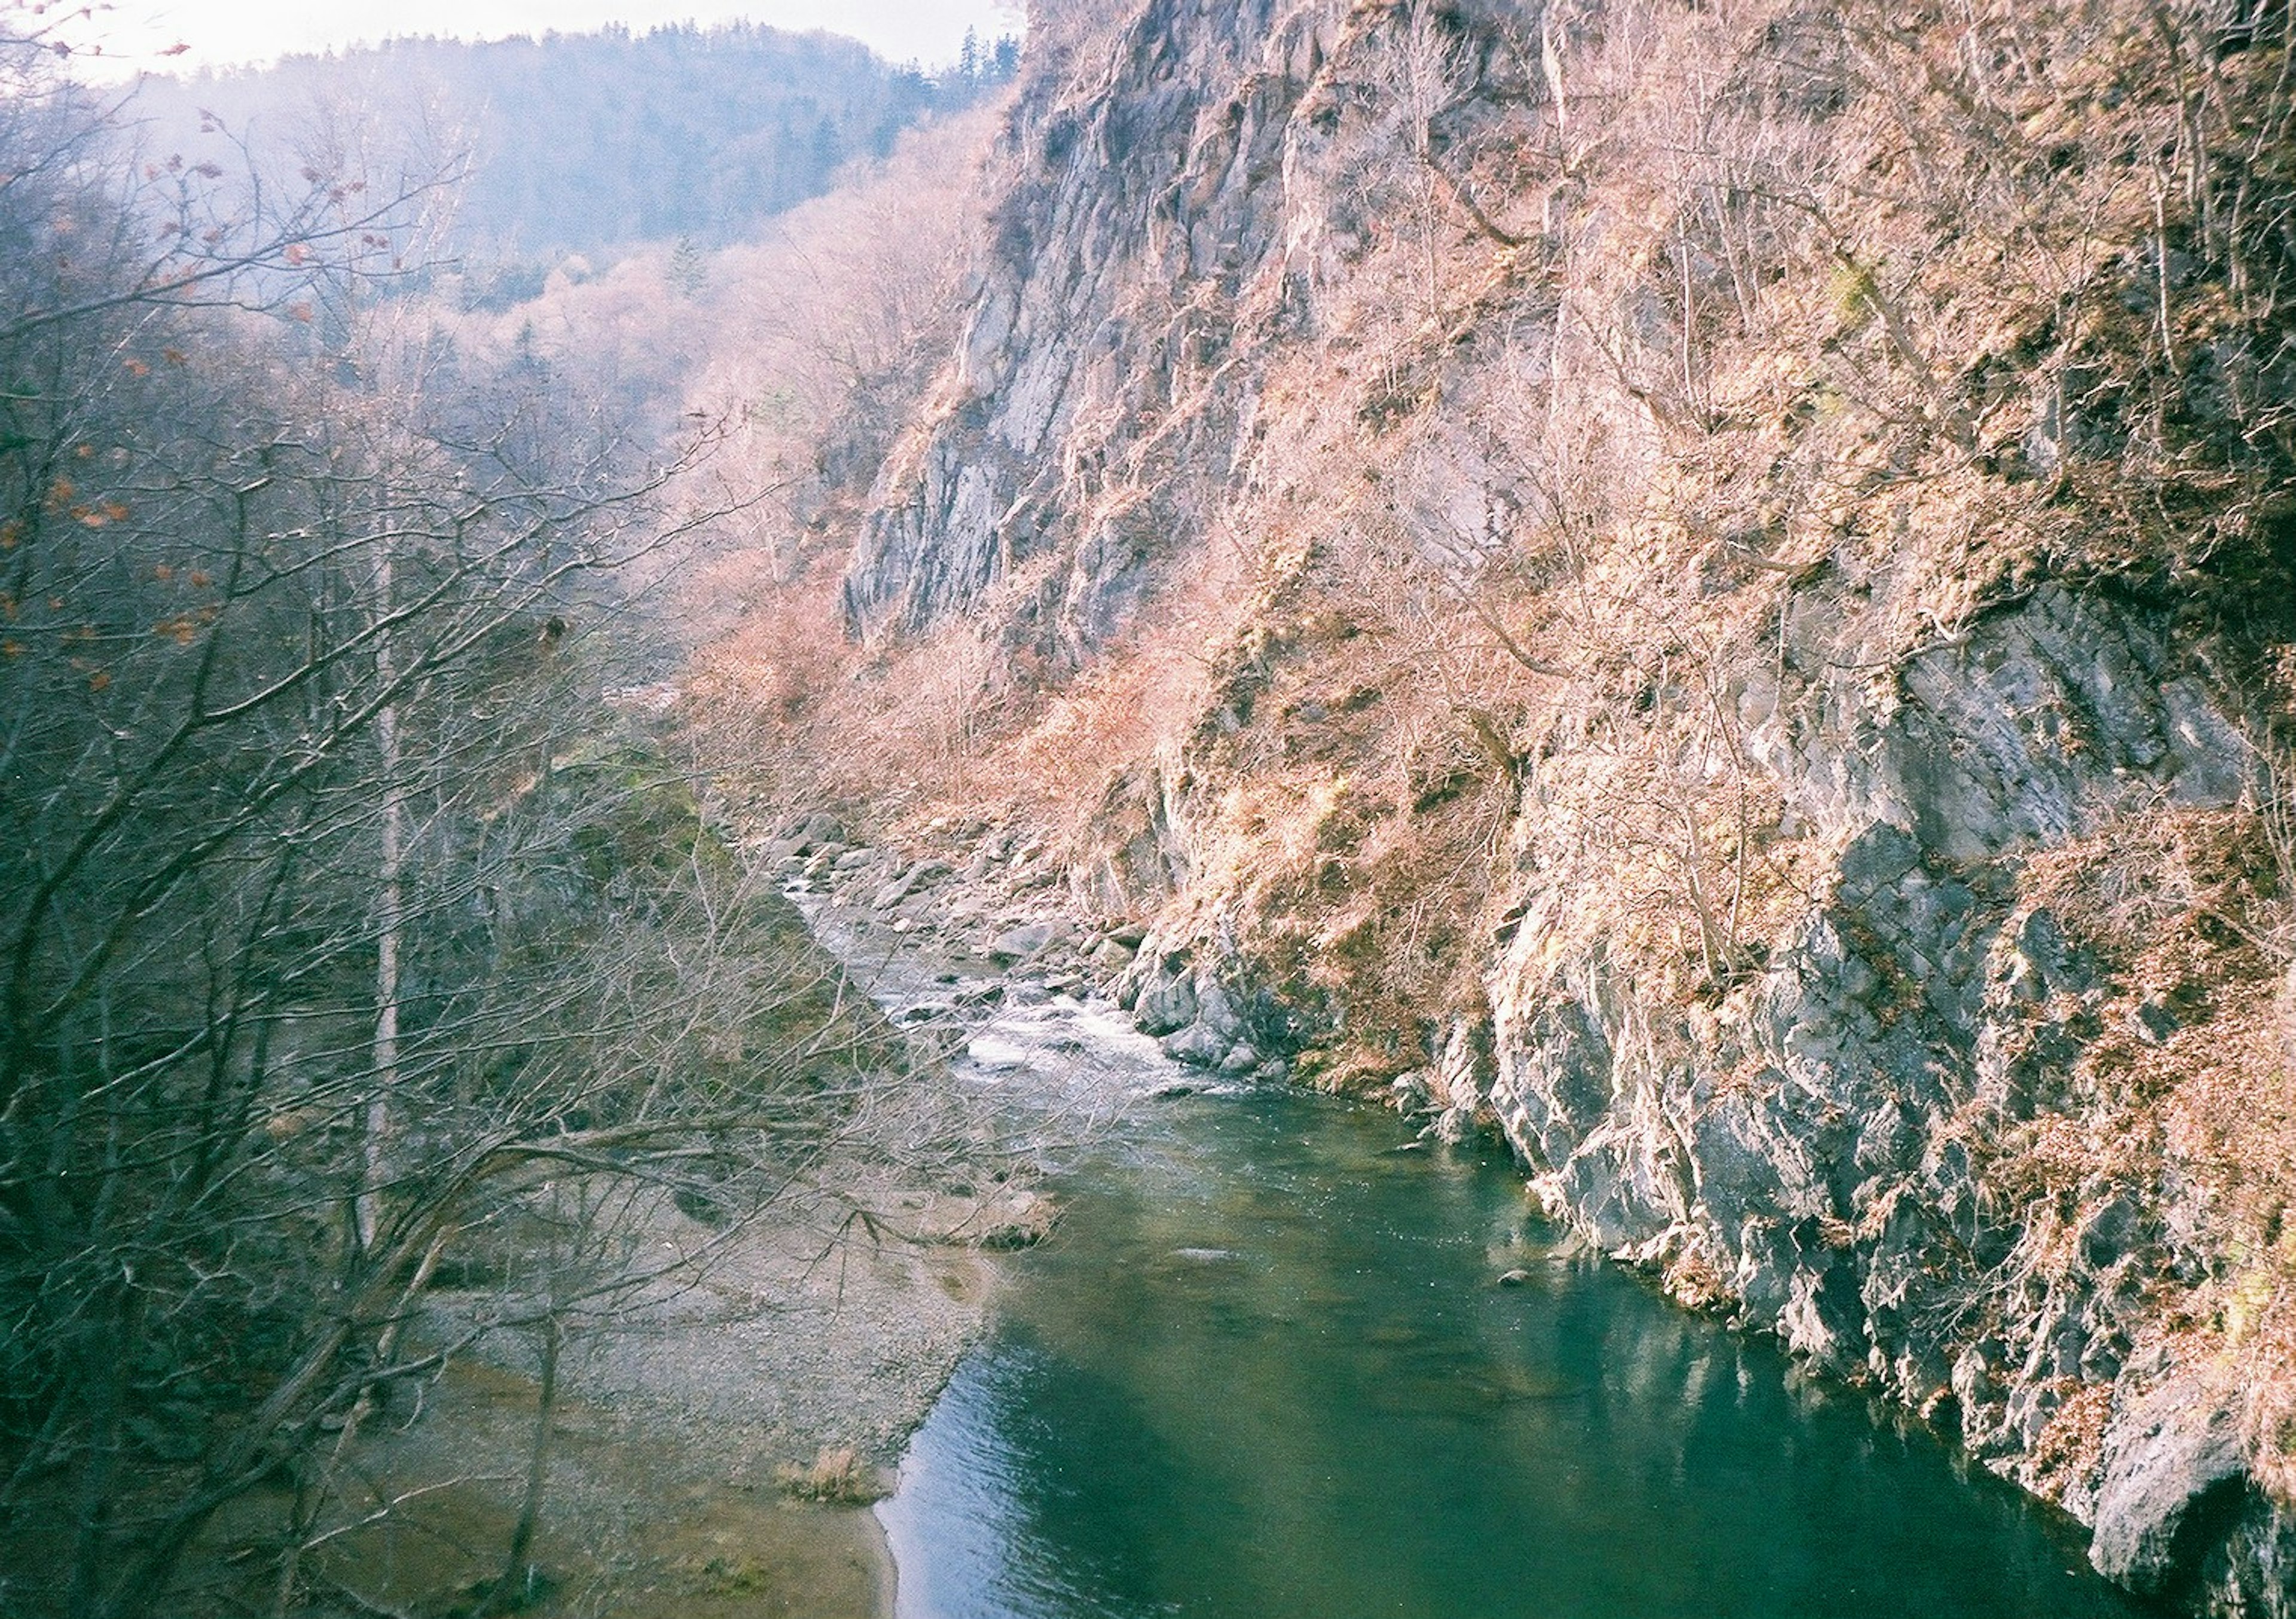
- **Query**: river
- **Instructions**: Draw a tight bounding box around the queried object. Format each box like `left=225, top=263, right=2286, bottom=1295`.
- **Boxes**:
left=873, top=997, right=2148, bottom=1619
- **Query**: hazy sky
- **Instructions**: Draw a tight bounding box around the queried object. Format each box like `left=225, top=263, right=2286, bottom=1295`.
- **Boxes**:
left=78, top=1, right=1027, bottom=79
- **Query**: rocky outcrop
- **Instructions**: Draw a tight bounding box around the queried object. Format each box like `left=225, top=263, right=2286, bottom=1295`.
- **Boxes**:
left=1087, top=588, right=2293, bottom=1610
left=842, top=0, right=1335, bottom=659
left=2091, top=1373, right=2252, bottom=1597
left=1477, top=581, right=2294, bottom=1613
left=1115, top=927, right=1312, bottom=1079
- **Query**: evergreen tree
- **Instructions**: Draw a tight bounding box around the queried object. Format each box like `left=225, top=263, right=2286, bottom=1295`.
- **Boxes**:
left=670, top=233, right=707, bottom=299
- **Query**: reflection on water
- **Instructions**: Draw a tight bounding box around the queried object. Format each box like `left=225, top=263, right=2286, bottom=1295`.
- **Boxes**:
left=881, top=1088, right=2148, bottom=1619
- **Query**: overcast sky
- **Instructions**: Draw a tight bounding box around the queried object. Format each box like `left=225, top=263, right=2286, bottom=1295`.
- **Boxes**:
left=75, top=1, right=1027, bottom=80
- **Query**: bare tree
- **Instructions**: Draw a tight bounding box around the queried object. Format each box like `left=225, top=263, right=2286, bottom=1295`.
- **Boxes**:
left=0, top=39, right=962, bottom=1618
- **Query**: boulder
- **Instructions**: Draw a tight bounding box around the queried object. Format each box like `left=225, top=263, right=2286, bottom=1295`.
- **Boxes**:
left=1133, top=965, right=1198, bottom=1037
left=988, top=921, right=1059, bottom=963
left=1193, top=976, right=1245, bottom=1043
left=2090, top=1374, right=2249, bottom=1595
left=1217, top=1041, right=1260, bottom=1076
left=1160, top=1021, right=1230, bottom=1068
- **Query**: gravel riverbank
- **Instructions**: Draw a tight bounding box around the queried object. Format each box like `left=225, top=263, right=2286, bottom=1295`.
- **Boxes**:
left=302, top=811, right=1151, bottom=1619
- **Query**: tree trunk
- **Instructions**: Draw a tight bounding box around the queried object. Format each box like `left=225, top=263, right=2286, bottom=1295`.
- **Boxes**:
left=360, top=536, right=402, bottom=1257
left=490, top=1313, right=563, bottom=1615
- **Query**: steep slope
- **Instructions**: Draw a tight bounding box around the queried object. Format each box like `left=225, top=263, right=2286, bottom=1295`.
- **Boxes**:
left=841, top=0, right=1320, bottom=653
left=787, top=0, right=2296, bottom=1608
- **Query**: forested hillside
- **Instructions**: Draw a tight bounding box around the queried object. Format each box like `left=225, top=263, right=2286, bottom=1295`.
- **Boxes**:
left=129, top=22, right=1016, bottom=266
left=0, top=13, right=1004, bottom=1616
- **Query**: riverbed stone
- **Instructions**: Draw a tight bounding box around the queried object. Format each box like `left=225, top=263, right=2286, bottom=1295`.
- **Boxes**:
left=796, top=812, right=845, bottom=847
left=989, top=921, right=1059, bottom=963
left=1217, top=1041, right=1260, bottom=1076
left=1160, top=1021, right=1230, bottom=1068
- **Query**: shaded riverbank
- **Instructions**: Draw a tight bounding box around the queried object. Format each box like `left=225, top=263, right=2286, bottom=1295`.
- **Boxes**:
left=239, top=819, right=1122, bottom=1619
left=254, top=1358, right=898, bottom=1619
left=206, top=1156, right=997, bottom=1619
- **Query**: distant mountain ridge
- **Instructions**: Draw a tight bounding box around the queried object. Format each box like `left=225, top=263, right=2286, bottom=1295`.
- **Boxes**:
left=129, top=22, right=1015, bottom=265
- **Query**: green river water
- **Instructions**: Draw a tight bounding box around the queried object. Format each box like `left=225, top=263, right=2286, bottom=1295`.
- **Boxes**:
left=878, top=1081, right=2151, bottom=1619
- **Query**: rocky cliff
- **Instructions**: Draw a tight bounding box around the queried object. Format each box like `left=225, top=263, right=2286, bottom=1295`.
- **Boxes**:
left=811, top=0, right=2296, bottom=1608
left=841, top=0, right=1320, bottom=656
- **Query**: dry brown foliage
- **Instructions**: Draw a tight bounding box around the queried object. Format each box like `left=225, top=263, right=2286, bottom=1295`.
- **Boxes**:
left=1984, top=804, right=2295, bottom=1499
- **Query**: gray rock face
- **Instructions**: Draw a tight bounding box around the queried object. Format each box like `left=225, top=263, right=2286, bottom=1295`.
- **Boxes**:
left=1482, top=584, right=2291, bottom=1607
left=1123, top=946, right=1199, bottom=1034
left=2086, top=1369, right=2296, bottom=1618
left=2091, top=1376, right=2250, bottom=1596
left=1739, top=582, right=2252, bottom=860
left=842, top=0, right=1342, bottom=659
left=1160, top=1020, right=1231, bottom=1067
left=1120, top=934, right=1293, bottom=1074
